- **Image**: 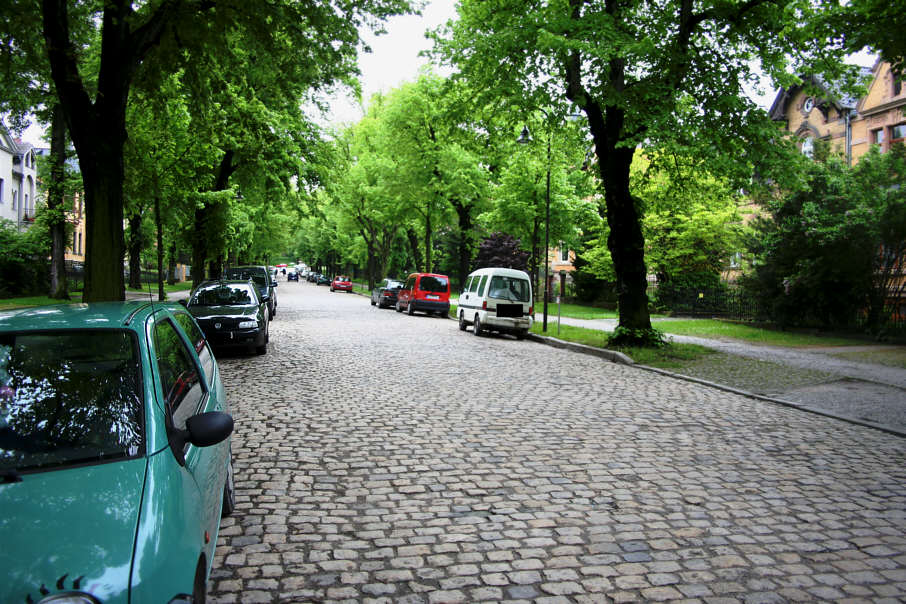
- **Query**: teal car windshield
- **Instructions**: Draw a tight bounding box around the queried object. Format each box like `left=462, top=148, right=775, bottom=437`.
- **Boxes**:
left=0, top=330, right=143, bottom=473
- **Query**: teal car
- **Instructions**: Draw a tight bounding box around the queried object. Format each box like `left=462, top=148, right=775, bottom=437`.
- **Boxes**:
left=0, top=302, right=234, bottom=604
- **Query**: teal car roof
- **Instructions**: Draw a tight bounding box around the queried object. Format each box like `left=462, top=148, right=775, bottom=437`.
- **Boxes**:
left=0, top=301, right=158, bottom=331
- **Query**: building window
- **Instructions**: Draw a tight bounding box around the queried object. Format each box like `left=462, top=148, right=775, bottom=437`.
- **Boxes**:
left=892, top=124, right=906, bottom=146
left=801, top=136, right=814, bottom=158
left=0, top=179, right=4, bottom=204
left=560, top=248, right=569, bottom=262
left=872, top=129, right=886, bottom=145
left=893, top=72, right=903, bottom=97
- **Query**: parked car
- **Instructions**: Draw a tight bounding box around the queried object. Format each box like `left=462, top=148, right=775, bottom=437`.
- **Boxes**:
left=183, top=280, right=269, bottom=355
left=287, top=267, right=299, bottom=281
left=458, top=267, right=533, bottom=339
left=307, top=271, right=319, bottom=282
left=330, top=275, right=353, bottom=292
left=371, top=278, right=404, bottom=308
left=396, top=272, right=451, bottom=316
left=224, top=265, right=278, bottom=319
left=316, top=274, right=331, bottom=286
left=0, top=301, right=234, bottom=604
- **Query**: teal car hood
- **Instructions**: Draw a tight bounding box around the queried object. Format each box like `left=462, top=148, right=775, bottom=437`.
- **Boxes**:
left=0, top=459, right=147, bottom=603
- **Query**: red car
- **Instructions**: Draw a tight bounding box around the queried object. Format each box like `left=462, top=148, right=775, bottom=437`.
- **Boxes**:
left=330, top=275, right=353, bottom=292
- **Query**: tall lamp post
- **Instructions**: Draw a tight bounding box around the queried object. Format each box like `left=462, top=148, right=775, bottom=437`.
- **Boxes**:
left=517, top=113, right=552, bottom=332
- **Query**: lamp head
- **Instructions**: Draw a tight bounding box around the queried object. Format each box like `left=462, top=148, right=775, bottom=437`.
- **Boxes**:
left=516, top=125, right=533, bottom=144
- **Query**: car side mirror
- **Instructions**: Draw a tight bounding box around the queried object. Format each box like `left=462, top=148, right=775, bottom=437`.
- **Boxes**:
left=185, top=411, right=234, bottom=447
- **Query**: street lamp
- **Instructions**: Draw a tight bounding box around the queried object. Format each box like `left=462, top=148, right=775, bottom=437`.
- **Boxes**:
left=517, top=114, right=552, bottom=332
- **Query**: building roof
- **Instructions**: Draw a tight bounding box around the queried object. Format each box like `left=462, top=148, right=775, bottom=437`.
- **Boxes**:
left=768, top=67, right=873, bottom=121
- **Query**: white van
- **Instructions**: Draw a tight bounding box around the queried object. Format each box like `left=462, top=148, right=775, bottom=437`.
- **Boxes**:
left=457, top=267, right=533, bottom=339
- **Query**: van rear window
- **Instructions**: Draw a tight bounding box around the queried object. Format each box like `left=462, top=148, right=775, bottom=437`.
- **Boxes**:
left=420, top=276, right=448, bottom=293
left=488, top=276, right=531, bottom=302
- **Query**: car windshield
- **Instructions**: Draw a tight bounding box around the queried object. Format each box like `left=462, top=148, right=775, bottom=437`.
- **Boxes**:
left=420, top=276, right=448, bottom=293
left=0, top=330, right=143, bottom=473
left=488, top=276, right=531, bottom=302
left=191, top=284, right=256, bottom=306
left=386, top=281, right=403, bottom=289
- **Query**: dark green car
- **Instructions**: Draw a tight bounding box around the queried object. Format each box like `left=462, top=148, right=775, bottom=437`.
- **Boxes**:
left=184, top=280, right=269, bottom=355
left=0, top=302, right=234, bottom=603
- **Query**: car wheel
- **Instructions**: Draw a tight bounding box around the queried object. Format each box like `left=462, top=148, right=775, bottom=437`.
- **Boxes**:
left=516, top=329, right=528, bottom=340
left=192, top=558, right=208, bottom=604
left=221, top=456, right=235, bottom=517
left=371, top=297, right=376, bottom=306
left=395, top=301, right=402, bottom=313
left=459, top=312, right=467, bottom=331
left=473, top=315, right=483, bottom=336
left=256, top=331, right=268, bottom=355
left=407, top=301, right=415, bottom=315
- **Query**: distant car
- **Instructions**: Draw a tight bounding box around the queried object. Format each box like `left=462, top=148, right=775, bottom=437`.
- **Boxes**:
left=316, top=274, right=331, bottom=286
left=287, top=268, right=299, bottom=281
left=330, top=275, right=353, bottom=292
left=184, top=280, right=269, bottom=355
left=223, top=265, right=277, bottom=319
left=0, top=301, right=234, bottom=604
left=371, top=278, right=404, bottom=308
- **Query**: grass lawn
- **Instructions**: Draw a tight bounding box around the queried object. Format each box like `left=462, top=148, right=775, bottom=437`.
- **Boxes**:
left=529, top=321, right=716, bottom=369
left=552, top=303, right=619, bottom=320
left=0, top=281, right=194, bottom=310
left=654, top=318, right=870, bottom=347
left=830, top=348, right=906, bottom=370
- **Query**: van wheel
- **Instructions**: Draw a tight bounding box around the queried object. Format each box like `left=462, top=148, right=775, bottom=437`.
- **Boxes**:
left=459, top=312, right=467, bottom=331
left=407, top=302, right=415, bottom=316
left=473, top=315, right=483, bottom=336
left=516, top=329, right=527, bottom=340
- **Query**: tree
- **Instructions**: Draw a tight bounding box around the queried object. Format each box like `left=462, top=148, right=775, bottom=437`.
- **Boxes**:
left=30, top=0, right=413, bottom=301
left=431, top=0, right=855, bottom=345
left=844, top=0, right=906, bottom=73
left=474, top=233, right=530, bottom=271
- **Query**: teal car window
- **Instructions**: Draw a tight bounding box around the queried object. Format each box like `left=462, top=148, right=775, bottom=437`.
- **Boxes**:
left=172, top=311, right=215, bottom=384
left=153, top=319, right=204, bottom=430
left=0, top=330, right=143, bottom=473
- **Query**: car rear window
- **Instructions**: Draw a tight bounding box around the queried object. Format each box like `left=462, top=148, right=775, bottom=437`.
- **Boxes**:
left=191, top=284, right=256, bottom=306
left=488, top=276, right=531, bottom=302
left=0, top=330, right=143, bottom=473
left=419, top=276, right=448, bottom=293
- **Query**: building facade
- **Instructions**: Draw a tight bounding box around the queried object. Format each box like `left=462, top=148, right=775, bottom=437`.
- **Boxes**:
left=0, top=125, right=38, bottom=231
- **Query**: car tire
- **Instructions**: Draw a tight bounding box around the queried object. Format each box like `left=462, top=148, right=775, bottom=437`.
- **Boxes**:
left=516, top=329, right=528, bottom=340
left=221, top=456, right=235, bottom=517
left=395, top=301, right=402, bottom=313
left=459, top=312, right=467, bottom=331
left=407, top=301, right=415, bottom=316
left=473, top=315, right=483, bottom=336
left=371, top=297, right=376, bottom=306
left=192, top=559, right=208, bottom=604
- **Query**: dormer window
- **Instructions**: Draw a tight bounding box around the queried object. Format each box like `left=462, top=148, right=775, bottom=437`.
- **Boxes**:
left=803, top=97, right=815, bottom=113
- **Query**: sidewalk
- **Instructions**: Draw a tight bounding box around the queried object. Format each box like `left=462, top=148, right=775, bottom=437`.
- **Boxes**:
left=542, top=315, right=906, bottom=436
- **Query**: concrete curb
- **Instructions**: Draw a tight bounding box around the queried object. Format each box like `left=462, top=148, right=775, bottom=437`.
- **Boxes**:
left=525, top=332, right=635, bottom=365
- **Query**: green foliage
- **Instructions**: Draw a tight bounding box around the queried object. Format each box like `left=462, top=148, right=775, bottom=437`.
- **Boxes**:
left=743, top=145, right=906, bottom=332
left=607, top=326, right=666, bottom=348
left=0, top=220, right=49, bottom=297
left=473, top=233, right=529, bottom=271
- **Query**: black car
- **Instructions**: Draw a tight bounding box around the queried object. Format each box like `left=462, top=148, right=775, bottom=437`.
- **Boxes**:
left=183, top=280, right=269, bottom=355
left=287, top=268, right=299, bottom=281
left=371, top=278, right=404, bottom=309
left=316, top=274, right=330, bottom=285
left=223, top=265, right=277, bottom=319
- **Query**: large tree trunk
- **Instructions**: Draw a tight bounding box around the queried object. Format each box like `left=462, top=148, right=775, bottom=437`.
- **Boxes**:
left=127, top=212, right=143, bottom=289
left=451, top=199, right=473, bottom=287
left=423, top=204, right=432, bottom=273
left=191, top=151, right=236, bottom=287
left=48, top=104, right=69, bottom=299
left=406, top=228, right=422, bottom=273
left=42, top=0, right=174, bottom=301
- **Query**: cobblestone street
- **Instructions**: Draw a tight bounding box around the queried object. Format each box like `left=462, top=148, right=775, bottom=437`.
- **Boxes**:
left=209, top=281, right=906, bottom=603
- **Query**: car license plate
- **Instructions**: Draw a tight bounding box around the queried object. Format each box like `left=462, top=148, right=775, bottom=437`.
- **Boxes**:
left=426, top=295, right=439, bottom=300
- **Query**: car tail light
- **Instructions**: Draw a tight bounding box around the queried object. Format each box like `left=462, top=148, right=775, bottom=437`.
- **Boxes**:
left=482, top=300, right=487, bottom=310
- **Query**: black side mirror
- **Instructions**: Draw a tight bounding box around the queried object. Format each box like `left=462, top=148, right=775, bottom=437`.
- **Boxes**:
left=185, top=411, right=234, bottom=447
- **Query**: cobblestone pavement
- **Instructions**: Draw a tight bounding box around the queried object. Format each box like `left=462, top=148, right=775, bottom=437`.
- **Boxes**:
left=556, top=317, right=906, bottom=434
left=209, top=283, right=906, bottom=603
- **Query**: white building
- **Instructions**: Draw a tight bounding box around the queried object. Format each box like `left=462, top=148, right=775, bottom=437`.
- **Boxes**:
left=0, top=123, right=39, bottom=231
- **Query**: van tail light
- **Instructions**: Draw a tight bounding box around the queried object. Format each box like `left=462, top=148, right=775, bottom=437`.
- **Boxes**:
left=529, top=305, right=533, bottom=315
left=482, top=300, right=487, bottom=310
